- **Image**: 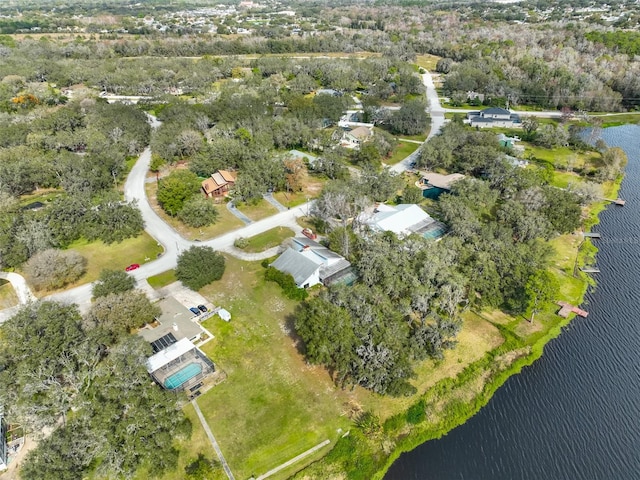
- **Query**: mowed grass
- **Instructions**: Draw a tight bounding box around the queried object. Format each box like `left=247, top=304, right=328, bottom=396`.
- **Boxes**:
left=383, top=141, right=420, bottom=165
left=238, top=227, right=295, bottom=253
left=195, top=257, right=350, bottom=479
left=524, top=143, right=600, bottom=170
left=235, top=198, right=278, bottom=221
left=0, top=280, right=19, bottom=309
left=414, top=54, right=441, bottom=71
left=146, top=183, right=244, bottom=240
left=273, top=176, right=326, bottom=209
left=32, top=233, right=164, bottom=294
left=147, top=269, right=177, bottom=289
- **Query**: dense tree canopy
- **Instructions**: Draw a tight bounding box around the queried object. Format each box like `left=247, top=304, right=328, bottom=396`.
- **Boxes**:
left=176, top=246, right=226, bottom=290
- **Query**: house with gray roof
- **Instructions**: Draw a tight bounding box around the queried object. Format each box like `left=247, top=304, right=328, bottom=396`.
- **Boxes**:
left=271, top=237, right=352, bottom=288
left=467, top=107, right=521, bottom=128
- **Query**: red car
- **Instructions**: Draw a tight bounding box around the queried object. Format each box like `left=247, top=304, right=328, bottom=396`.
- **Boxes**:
left=302, top=228, right=317, bottom=240
left=125, top=264, right=140, bottom=272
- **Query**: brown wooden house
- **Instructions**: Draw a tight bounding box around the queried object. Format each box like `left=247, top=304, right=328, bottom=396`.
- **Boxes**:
left=201, top=170, right=237, bottom=198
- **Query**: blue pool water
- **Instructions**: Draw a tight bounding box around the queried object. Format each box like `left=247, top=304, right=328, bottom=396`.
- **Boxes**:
left=164, top=363, right=202, bottom=390
left=423, top=226, right=446, bottom=239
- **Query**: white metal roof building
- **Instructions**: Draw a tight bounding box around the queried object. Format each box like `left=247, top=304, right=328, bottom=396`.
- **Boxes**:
left=146, top=338, right=215, bottom=392
left=367, top=204, right=435, bottom=237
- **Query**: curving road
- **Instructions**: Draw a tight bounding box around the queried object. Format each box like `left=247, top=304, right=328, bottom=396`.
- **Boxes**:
left=0, top=272, right=36, bottom=323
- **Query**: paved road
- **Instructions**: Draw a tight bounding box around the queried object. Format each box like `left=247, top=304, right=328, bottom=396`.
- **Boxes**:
left=0, top=272, right=36, bottom=323
left=0, top=135, right=309, bottom=319
left=443, top=107, right=563, bottom=117
left=0, top=272, right=35, bottom=304
left=390, top=70, right=444, bottom=174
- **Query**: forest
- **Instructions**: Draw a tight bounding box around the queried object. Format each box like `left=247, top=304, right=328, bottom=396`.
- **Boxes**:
left=0, top=0, right=636, bottom=478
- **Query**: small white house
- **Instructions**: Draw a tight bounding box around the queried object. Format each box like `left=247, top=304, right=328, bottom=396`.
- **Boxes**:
left=340, top=126, right=373, bottom=149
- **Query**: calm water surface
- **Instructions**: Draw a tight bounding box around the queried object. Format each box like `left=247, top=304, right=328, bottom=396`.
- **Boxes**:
left=385, top=125, right=640, bottom=480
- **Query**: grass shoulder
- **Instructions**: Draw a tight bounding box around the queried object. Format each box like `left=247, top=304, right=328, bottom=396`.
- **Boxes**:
left=25, top=233, right=164, bottom=296
left=0, top=279, right=19, bottom=309
left=235, top=227, right=295, bottom=253
left=147, top=269, right=177, bottom=289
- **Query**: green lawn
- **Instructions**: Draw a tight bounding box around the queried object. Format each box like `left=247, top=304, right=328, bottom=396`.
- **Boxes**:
left=0, top=279, right=19, bottom=309
left=235, top=198, right=278, bottom=221
left=193, top=257, right=350, bottom=479
left=414, top=54, right=441, bottom=71
left=596, top=113, right=640, bottom=127
left=237, top=227, right=295, bottom=253
left=146, top=183, right=245, bottom=240
left=147, top=269, right=177, bottom=289
left=383, top=141, right=420, bottom=165
left=273, top=176, right=326, bottom=209
left=550, top=170, right=584, bottom=189
left=43, top=233, right=165, bottom=292
left=524, top=143, right=600, bottom=171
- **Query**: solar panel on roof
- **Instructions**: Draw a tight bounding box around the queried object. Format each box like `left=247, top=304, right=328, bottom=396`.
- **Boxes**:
left=150, top=333, right=177, bottom=353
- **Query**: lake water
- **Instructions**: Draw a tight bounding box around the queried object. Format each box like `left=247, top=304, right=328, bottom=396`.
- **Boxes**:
left=385, top=125, right=640, bottom=480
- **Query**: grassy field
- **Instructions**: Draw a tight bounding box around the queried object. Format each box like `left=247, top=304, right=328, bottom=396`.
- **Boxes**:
left=235, top=198, right=278, bottom=221
left=195, top=257, right=351, bottom=479
left=383, top=141, right=420, bottom=166
left=29, top=233, right=165, bottom=295
left=237, top=227, right=295, bottom=253
left=149, top=255, right=508, bottom=479
left=0, top=280, right=19, bottom=309
left=524, top=143, right=600, bottom=170
left=146, top=183, right=245, bottom=240
left=273, top=176, right=326, bottom=209
left=595, top=113, right=640, bottom=127
left=414, top=54, right=441, bottom=71
left=147, top=269, right=177, bottom=289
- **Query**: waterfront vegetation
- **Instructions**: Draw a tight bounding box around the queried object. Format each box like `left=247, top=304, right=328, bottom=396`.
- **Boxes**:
left=1, top=0, right=638, bottom=477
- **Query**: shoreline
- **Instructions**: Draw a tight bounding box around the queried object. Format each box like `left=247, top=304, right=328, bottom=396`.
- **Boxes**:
left=293, top=172, right=623, bottom=479
left=369, top=174, right=624, bottom=480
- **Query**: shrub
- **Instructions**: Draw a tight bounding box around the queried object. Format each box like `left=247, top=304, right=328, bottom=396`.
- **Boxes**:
left=92, top=269, right=136, bottom=298
left=178, top=196, right=219, bottom=228
left=264, top=267, right=308, bottom=301
left=383, top=413, right=406, bottom=435
left=234, top=237, right=249, bottom=249
left=176, top=246, right=226, bottom=291
left=24, top=249, right=87, bottom=291
left=355, top=411, right=381, bottom=436
left=406, top=398, right=427, bottom=424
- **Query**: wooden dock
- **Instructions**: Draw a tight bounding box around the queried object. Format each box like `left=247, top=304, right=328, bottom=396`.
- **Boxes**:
left=557, top=301, right=589, bottom=318
left=583, top=232, right=601, bottom=238
left=601, top=197, right=626, bottom=206
left=580, top=267, right=600, bottom=273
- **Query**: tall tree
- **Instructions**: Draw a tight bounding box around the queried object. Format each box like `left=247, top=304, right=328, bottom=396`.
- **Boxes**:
left=524, top=270, right=559, bottom=322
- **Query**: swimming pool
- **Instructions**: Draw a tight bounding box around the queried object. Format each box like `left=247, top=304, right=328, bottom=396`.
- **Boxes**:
left=164, top=363, right=202, bottom=390
left=423, top=226, right=446, bottom=239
